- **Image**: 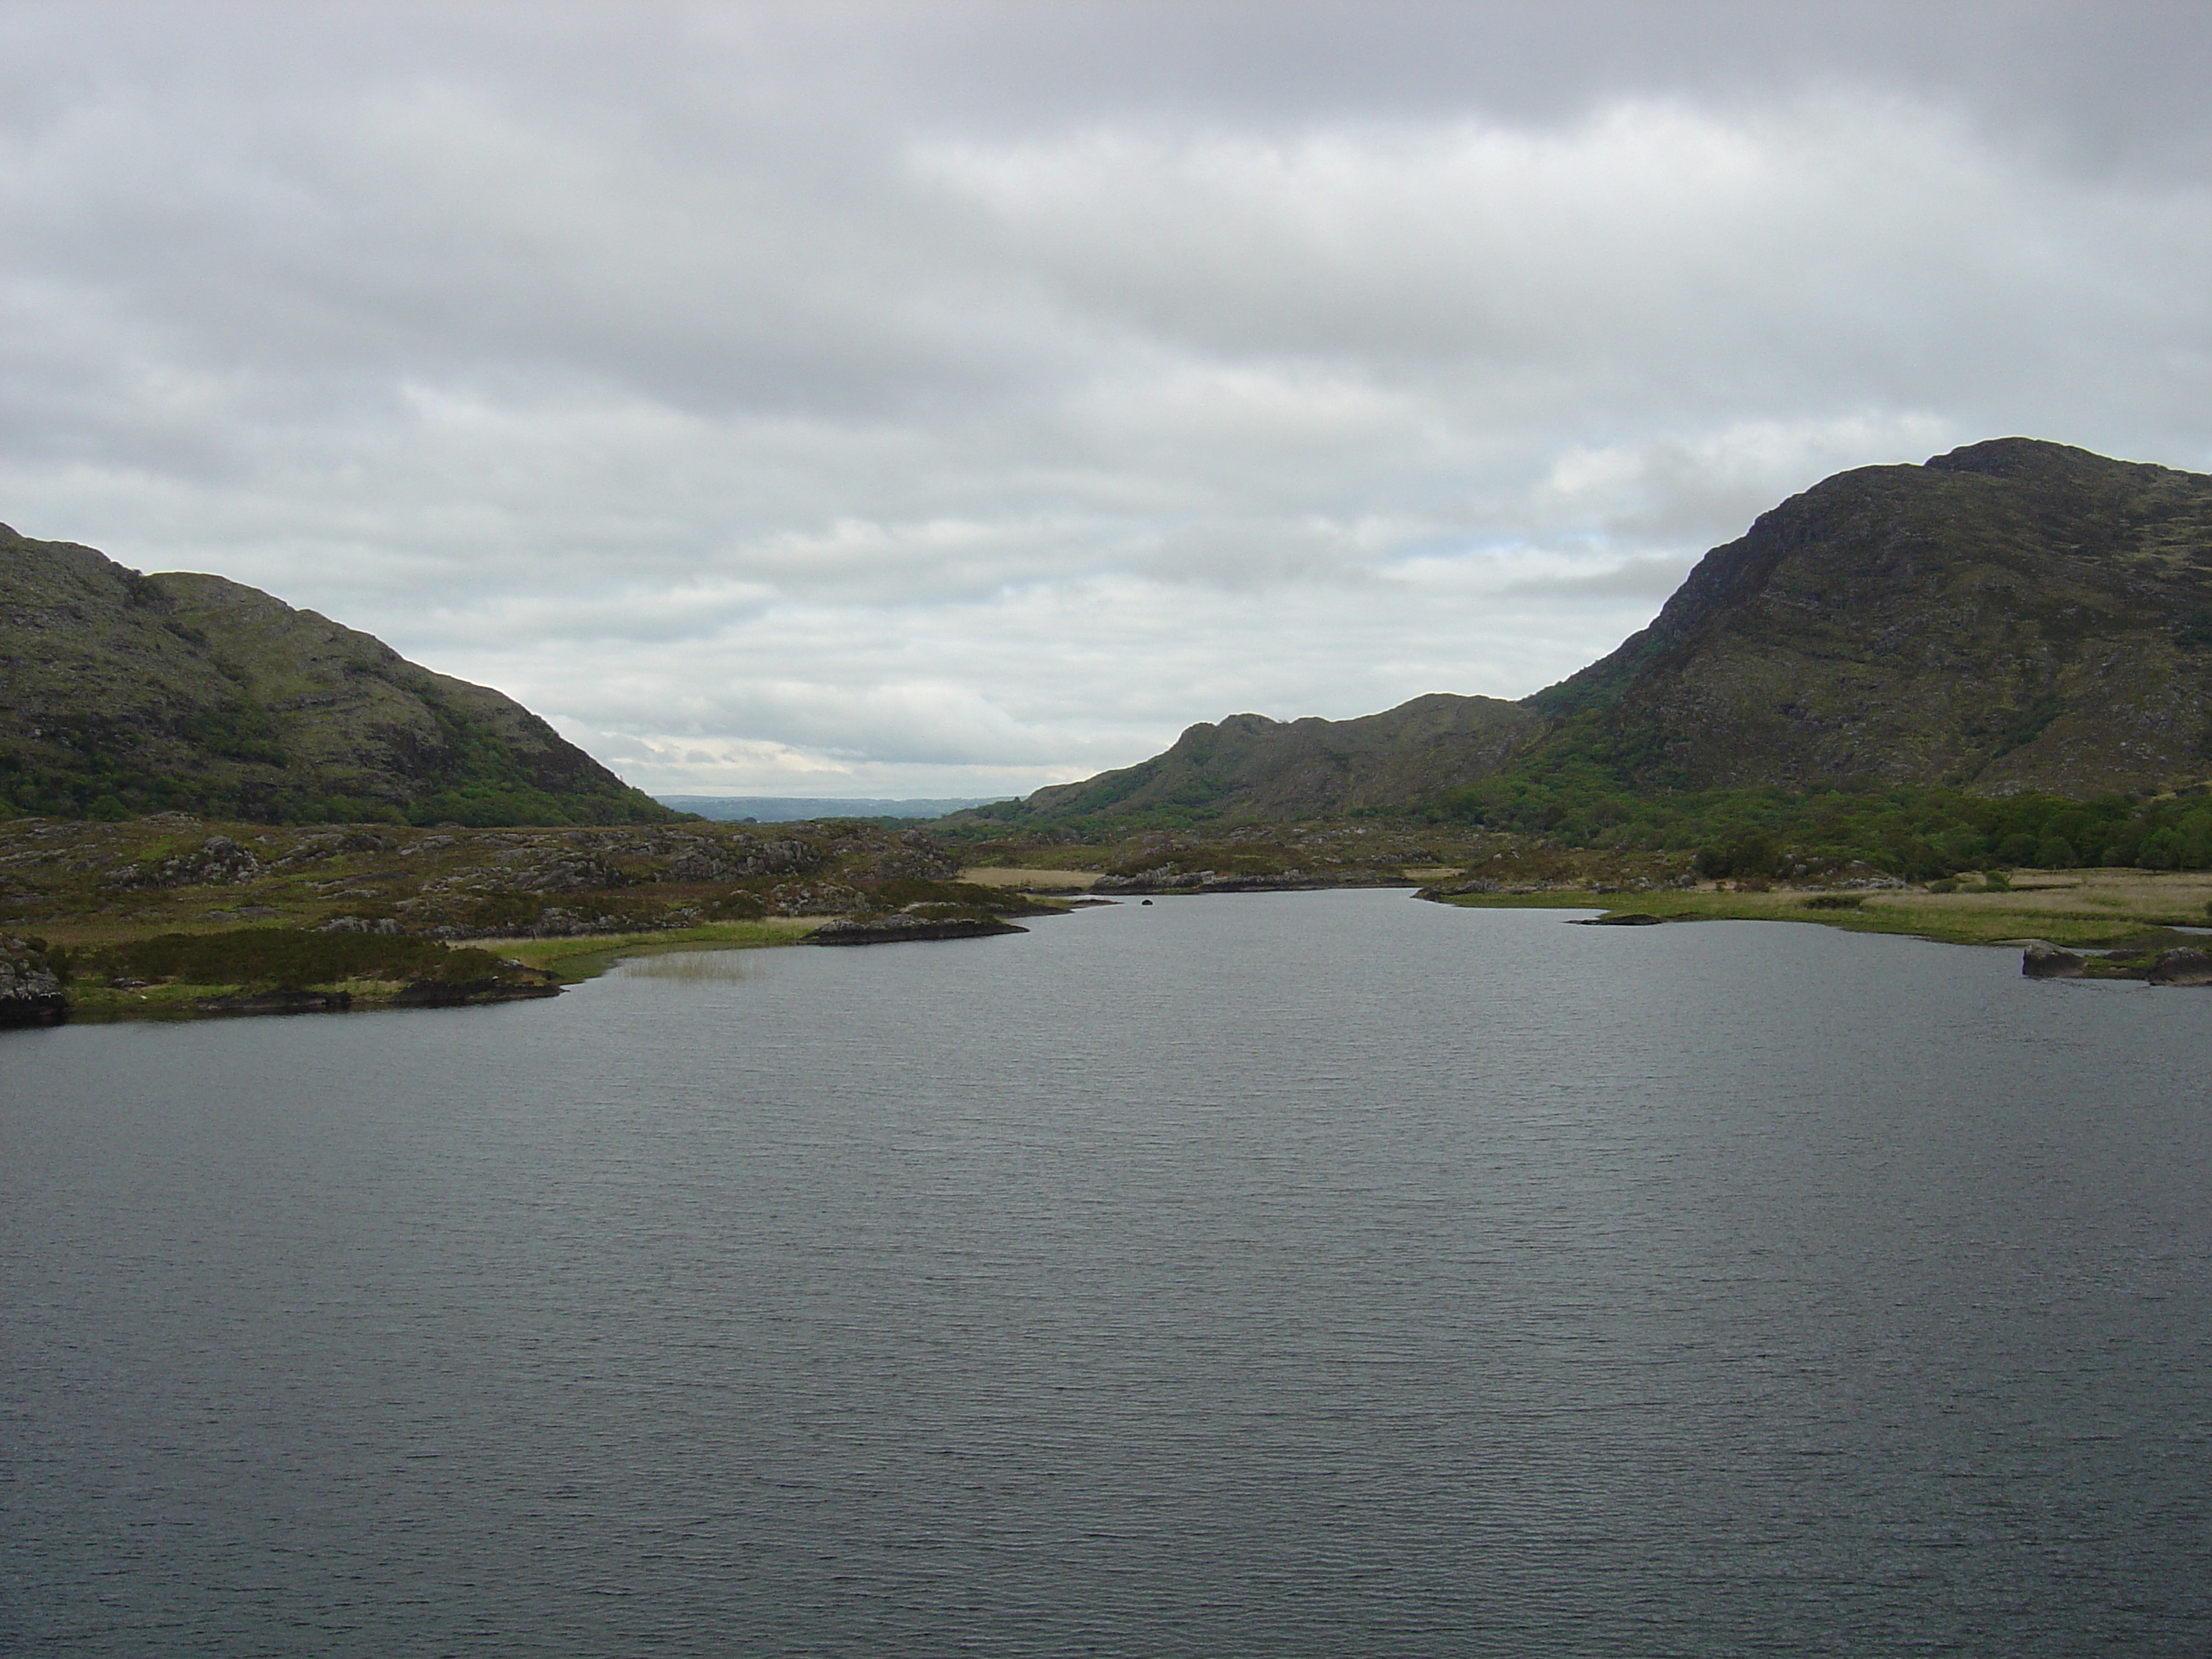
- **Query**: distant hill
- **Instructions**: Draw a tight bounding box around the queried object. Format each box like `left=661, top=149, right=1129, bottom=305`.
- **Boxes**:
left=999, top=694, right=1545, bottom=824
left=1, top=524, right=675, bottom=825
left=658, top=795, right=1009, bottom=822
left=971, top=439, right=2212, bottom=829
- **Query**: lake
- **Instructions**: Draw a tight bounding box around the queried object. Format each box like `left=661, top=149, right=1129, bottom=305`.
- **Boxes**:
left=4, top=889, right=2209, bottom=1656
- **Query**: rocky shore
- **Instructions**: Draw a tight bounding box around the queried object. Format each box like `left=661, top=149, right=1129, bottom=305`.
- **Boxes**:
left=0, top=814, right=1059, bottom=1023
left=2021, top=940, right=2212, bottom=985
left=0, top=935, right=67, bottom=1026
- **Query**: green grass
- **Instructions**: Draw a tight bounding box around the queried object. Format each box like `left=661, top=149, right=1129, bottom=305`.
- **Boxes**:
left=1435, top=871, right=2212, bottom=948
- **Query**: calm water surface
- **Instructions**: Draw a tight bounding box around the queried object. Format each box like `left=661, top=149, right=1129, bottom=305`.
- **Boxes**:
left=3, top=891, right=2209, bottom=1656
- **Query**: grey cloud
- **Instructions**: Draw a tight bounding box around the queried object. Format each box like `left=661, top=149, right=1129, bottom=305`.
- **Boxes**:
left=3, top=2, right=2209, bottom=795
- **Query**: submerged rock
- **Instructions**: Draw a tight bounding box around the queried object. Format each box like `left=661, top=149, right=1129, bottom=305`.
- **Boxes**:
left=1575, top=912, right=1668, bottom=926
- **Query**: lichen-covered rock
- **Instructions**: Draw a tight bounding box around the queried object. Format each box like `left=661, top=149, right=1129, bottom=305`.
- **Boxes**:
left=146, top=835, right=264, bottom=888
left=765, top=880, right=867, bottom=917
left=0, top=934, right=67, bottom=1025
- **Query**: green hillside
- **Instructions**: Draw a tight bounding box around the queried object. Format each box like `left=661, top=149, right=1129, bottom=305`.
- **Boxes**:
left=966, top=439, right=2212, bottom=848
left=1, top=525, right=673, bottom=826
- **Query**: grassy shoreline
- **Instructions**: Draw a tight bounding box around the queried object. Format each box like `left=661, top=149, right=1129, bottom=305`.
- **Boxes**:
left=1431, top=867, right=2212, bottom=948
left=480, top=918, right=824, bottom=982
left=35, top=919, right=829, bottom=1023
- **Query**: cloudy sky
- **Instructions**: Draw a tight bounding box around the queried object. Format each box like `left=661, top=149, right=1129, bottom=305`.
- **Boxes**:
left=4, top=2, right=2209, bottom=800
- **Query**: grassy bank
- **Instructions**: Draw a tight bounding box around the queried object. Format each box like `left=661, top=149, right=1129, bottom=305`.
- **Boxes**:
left=1433, top=868, right=2212, bottom=947
left=480, top=918, right=824, bottom=982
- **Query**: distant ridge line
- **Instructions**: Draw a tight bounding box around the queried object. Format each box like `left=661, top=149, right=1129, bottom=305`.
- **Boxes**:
left=656, top=795, right=1012, bottom=823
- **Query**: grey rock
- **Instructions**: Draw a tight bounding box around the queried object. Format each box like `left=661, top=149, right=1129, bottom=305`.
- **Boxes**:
left=2022, top=940, right=2087, bottom=978
left=2147, top=946, right=2212, bottom=987
left=0, top=934, right=67, bottom=1026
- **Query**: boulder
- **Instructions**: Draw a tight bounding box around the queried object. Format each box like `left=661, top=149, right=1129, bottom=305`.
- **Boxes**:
left=0, top=935, right=67, bottom=1026
left=2021, top=940, right=2086, bottom=979
left=2147, top=947, right=2212, bottom=987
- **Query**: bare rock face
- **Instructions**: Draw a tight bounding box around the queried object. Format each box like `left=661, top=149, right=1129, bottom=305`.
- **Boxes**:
left=2147, top=946, right=2212, bottom=986
left=2022, top=940, right=2087, bottom=978
left=0, top=935, right=67, bottom=1025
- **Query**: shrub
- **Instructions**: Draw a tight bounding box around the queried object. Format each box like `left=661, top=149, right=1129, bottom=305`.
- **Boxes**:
left=1695, top=833, right=1778, bottom=879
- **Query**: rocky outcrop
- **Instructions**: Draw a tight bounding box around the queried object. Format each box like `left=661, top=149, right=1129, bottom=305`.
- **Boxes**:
left=2021, top=938, right=2212, bottom=984
left=2147, top=946, right=2212, bottom=986
left=805, top=911, right=1027, bottom=946
left=0, top=934, right=67, bottom=1026
left=131, top=835, right=265, bottom=888
left=2022, top=941, right=2087, bottom=978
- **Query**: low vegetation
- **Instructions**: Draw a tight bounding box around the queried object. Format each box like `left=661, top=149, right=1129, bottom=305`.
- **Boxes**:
left=1430, top=867, right=2212, bottom=949
left=0, top=812, right=1062, bottom=1021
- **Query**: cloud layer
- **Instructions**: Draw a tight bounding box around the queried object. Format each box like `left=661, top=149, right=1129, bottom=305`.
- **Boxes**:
left=4, top=1, right=2209, bottom=796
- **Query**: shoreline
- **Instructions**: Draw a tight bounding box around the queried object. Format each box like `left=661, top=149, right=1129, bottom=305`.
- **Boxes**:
left=14, top=866, right=2211, bottom=1029
left=1426, top=867, right=2212, bottom=950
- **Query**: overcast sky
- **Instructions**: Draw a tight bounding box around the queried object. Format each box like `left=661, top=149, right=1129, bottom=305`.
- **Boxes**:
left=4, top=2, right=2210, bottom=799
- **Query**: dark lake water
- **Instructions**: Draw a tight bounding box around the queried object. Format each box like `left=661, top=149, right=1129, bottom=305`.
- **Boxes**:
left=5, top=890, right=2210, bottom=1656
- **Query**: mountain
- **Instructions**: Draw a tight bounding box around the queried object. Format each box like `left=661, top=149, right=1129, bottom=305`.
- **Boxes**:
left=980, top=439, right=2212, bottom=828
left=1, top=524, right=674, bottom=825
left=1535, top=438, right=2212, bottom=796
left=1003, top=693, right=1545, bottom=823
left=658, top=795, right=1010, bottom=822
